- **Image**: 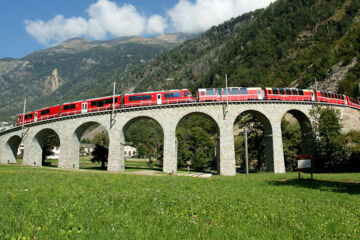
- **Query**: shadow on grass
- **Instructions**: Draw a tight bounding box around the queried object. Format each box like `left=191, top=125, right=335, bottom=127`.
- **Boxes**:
left=80, top=166, right=107, bottom=171
left=125, top=166, right=163, bottom=172
left=269, top=178, right=360, bottom=195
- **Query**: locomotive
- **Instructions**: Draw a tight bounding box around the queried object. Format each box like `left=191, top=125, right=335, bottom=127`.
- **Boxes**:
left=16, top=87, right=360, bottom=126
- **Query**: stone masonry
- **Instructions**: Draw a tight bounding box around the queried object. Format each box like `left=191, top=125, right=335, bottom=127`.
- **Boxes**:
left=1, top=102, right=359, bottom=176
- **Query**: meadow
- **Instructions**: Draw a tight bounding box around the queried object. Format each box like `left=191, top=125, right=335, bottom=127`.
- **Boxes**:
left=0, top=164, right=359, bottom=239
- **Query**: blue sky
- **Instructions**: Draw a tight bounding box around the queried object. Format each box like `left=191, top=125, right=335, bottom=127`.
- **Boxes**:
left=0, top=0, right=273, bottom=59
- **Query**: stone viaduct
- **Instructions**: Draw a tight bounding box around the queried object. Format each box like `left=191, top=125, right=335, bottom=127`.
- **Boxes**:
left=1, top=102, right=359, bottom=176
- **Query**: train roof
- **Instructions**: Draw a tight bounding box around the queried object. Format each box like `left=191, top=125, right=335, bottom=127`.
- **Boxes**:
left=124, top=89, right=190, bottom=95
left=197, top=87, right=262, bottom=90
left=265, top=87, right=313, bottom=91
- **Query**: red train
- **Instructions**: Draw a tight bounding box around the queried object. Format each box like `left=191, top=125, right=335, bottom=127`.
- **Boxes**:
left=123, top=89, right=193, bottom=107
left=17, top=89, right=194, bottom=125
left=16, top=87, right=360, bottom=126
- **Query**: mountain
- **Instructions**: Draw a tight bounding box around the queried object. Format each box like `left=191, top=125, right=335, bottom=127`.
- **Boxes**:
left=0, top=33, right=194, bottom=122
left=119, top=0, right=360, bottom=97
left=2, top=0, right=360, bottom=122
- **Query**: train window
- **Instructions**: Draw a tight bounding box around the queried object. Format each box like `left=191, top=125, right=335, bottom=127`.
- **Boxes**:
left=184, top=92, right=187, bottom=97
left=232, top=88, right=239, bottom=95
left=91, top=101, right=98, bottom=107
left=272, top=88, right=279, bottom=95
left=240, top=88, right=248, bottom=95
left=279, top=88, right=285, bottom=95
left=25, top=113, right=33, bottom=119
left=103, top=98, right=116, bottom=104
left=63, top=104, right=76, bottom=110
left=215, top=89, right=221, bottom=95
left=201, top=92, right=204, bottom=96
left=224, top=89, right=231, bottom=95
left=40, top=109, right=50, bottom=115
left=188, top=91, right=192, bottom=96
left=285, top=89, right=292, bottom=95
left=298, top=89, right=304, bottom=95
left=206, top=89, right=214, bottom=96
left=129, top=95, right=152, bottom=101
left=165, top=92, right=181, bottom=98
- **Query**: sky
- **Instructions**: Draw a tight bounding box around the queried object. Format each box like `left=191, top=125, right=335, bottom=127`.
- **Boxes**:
left=0, top=0, right=274, bottom=59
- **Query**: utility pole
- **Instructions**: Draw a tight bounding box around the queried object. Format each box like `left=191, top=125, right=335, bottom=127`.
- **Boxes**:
left=112, top=81, right=116, bottom=116
left=244, top=128, right=249, bottom=180
left=225, top=74, right=229, bottom=107
left=315, top=77, right=318, bottom=103
left=21, top=98, right=26, bottom=139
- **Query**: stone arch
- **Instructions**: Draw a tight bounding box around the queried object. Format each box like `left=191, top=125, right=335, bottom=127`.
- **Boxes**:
left=3, top=135, right=22, bottom=163
left=233, top=109, right=274, bottom=172
left=72, top=121, right=108, bottom=169
left=27, top=128, right=61, bottom=166
left=122, top=115, right=165, bottom=169
left=123, top=116, right=164, bottom=133
left=175, top=111, right=221, bottom=173
left=283, top=109, right=313, bottom=155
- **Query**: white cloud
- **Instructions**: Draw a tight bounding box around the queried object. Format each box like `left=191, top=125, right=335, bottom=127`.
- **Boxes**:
left=24, top=0, right=274, bottom=45
left=146, top=15, right=167, bottom=35
left=24, top=0, right=165, bottom=45
left=167, top=0, right=274, bottom=33
left=24, top=15, right=88, bottom=45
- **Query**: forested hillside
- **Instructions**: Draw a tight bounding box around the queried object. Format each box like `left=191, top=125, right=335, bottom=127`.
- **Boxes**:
left=122, top=0, right=360, bottom=99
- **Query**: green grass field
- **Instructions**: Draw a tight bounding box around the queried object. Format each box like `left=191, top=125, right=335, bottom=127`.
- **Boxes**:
left=0, top=164, right=359, bottom=239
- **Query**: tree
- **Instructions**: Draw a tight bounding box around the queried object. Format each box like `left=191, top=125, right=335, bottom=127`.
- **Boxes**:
left=90, top=132, right=109, bottom=169
left=281, top=118, right=302, bottom=171
left=310, top=106, right=348, bottom=172
left=42, top=133, right=60, bottom=165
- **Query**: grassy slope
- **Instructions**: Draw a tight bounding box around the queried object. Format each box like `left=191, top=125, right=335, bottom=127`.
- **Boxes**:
left=0, top=164, right=359, bottom=239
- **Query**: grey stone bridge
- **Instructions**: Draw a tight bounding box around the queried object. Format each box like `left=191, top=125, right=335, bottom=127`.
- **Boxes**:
left=1, top=101, right=359, bottom=175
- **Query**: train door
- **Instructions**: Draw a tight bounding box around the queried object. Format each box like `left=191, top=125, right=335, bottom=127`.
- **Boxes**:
left=157, top=94, right=162, bottom=104
left=82, top=102, right=88, bottom=113
left=34, top=112, right=38, bottom=122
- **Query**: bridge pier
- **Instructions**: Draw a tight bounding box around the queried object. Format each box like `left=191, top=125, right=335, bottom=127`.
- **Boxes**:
left=163, top=123, right=177, bottom=174
left=219, top=120, right=236, bottom=176
left=23, top=136, right=42, bottom=167
left=270, top=121, right=285, bottom=173
left=58, top=133, right=79, bottom=169
left=108, top=129, right=125, bottom=172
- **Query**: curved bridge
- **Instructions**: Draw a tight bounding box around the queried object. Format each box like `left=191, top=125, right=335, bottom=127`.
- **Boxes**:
left=1, top=101, right=359, bottom=175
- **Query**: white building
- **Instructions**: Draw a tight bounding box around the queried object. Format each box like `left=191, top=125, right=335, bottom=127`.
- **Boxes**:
left=124, top=145, right=137, bottom=157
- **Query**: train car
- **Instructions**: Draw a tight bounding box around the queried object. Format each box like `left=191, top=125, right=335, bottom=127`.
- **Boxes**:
left=123, top=89, right=194, bottom=107
left=346, top=96, right=360, bottom=109
left=315, top=91, right=347, bottom=105
left=17, top=105, right=61, bottom=126
left=86, top=95, right=121, bottom=112
left=264, top=88, right=315, bottom=101
left=61, top=95, right=121, bottom=116
left=35, top=105, right=61, bottom=121
left=17, top=112, right=35, bottom=126
left=197, top=87, right=263, bottom=102
left=61, top=100, right=83, bottom=116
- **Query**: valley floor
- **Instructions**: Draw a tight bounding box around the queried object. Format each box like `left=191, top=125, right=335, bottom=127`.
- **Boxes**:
left=0, top=164, right=359, bottom=239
